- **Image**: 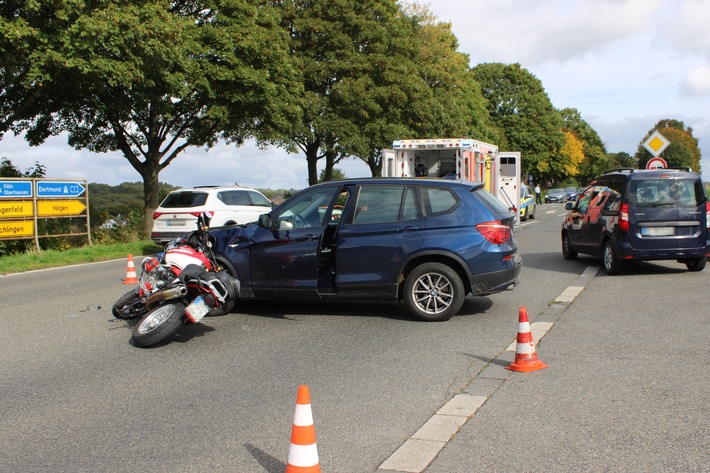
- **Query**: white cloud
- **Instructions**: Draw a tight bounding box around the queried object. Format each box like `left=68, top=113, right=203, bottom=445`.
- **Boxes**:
left=680, top=66, right=710, bottom=96
left=2, top=0, right=709, bottom=185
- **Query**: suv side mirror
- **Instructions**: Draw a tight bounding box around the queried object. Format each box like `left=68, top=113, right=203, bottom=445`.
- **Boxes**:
left=258, top=214, right=272, bottom=228
left=565, top=202, right=574, bottom=211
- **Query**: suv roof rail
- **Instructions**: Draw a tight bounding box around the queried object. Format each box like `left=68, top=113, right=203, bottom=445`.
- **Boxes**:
left=193, top=185, right=221, bottom=188
left=602, top=168, right=636, bottom=174
left=666, top=166, right=693, bottom=172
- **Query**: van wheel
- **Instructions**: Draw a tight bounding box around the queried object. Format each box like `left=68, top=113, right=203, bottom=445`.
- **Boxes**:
left=562, top=232, right=577, bottom=260
left=403, top=263, right=464, bottom=322
left=603, top=241, right=622, bottom=275
left=685, top=257, right=706, bottom=272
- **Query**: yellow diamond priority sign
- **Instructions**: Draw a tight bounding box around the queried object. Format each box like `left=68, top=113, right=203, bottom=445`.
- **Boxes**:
left=643, top=130, right=670, bottom=157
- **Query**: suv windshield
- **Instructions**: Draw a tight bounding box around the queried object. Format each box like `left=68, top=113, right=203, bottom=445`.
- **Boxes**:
left=630, top=179, right=703, bottom=208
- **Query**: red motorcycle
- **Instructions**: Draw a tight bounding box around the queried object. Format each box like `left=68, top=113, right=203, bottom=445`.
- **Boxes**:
left=112, top=214, right=239, bottom=347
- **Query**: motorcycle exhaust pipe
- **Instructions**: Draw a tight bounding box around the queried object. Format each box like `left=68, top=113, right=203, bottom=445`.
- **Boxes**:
left=146, top=284, right=188, bottom=310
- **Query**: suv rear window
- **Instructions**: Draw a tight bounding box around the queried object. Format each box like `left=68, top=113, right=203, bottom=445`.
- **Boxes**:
left=473, top=188, right=511, bottom=214
left=161, top=191, right=209, bottom=208
left=630, top=179, right=703, bottom=208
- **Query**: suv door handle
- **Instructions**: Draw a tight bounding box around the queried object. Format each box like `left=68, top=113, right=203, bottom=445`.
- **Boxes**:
left=398, top=226, right=420, bottom=232
left=295, top=234, right=319, bottom=242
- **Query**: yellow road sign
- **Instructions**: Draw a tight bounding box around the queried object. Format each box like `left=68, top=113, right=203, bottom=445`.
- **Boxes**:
left=0, top=201, right=34, bottom=218
left=0, top=220, right=34, bottom=238
left=37, top=200, right=86, bottom=217
left=642, top=130, right=670, bottom=157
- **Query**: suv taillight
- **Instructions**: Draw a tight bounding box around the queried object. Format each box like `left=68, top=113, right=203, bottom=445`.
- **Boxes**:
left=619, top=203, right=629, bottom=232
left=706, top=202, right=710, bottom=229
left=476, top=220, right=511, bottom=244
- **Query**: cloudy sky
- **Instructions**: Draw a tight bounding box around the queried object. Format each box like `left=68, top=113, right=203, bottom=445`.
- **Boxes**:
left=2, top=0, right=709, bottom=190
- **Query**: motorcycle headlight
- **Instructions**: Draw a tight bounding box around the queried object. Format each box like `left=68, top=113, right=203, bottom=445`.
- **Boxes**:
left=142, top=257, right=161, bottom=273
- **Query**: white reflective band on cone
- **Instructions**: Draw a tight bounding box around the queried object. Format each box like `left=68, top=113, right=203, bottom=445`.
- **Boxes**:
left=293, top=404, right=313, bottom=426
left=517, top=342, right=536, bottom=355
left=287, top=443, right=319, bottom=467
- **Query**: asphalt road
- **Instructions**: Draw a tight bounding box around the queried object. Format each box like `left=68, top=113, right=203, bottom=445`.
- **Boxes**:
left=1, top=203, right=707, bottom=472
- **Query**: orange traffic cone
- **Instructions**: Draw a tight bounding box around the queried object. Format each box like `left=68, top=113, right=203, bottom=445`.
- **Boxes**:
left=286, top=385, right=320, bottom=473
left=506, top=306, right=548, bottom=372
left=122, top=254, right=138, bottom=284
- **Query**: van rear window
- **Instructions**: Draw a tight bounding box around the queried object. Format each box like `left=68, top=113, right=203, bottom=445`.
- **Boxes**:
left=630, top=179, right=703, bottom=208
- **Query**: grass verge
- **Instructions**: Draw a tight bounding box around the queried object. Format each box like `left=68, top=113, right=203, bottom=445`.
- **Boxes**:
left=0, top=241, right=163, bottom=275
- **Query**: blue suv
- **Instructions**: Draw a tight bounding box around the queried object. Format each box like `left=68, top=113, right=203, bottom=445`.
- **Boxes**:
left=209, top=178, right=522, bottom=321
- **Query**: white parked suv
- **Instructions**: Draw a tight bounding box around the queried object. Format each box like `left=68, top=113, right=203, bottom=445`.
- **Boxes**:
left=151, top=186, right=274, bottom=244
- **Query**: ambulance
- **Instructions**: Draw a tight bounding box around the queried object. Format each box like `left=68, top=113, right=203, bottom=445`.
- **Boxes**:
left=381, top=138, right=522, bottom=222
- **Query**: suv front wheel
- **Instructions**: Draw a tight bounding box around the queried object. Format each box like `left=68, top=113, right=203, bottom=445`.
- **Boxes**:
left=403, top=263, right=464, bottom=322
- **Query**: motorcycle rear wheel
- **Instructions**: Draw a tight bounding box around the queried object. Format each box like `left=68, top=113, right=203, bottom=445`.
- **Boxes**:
left=132, top=302, right=185, bottom=348
left=112, top=288, right=148, bottom=320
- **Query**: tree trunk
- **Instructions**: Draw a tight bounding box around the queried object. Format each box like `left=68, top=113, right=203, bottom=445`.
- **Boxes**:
left=141, top=164, right=161, bottom=237
left=305, top=141, right=321, bottom=186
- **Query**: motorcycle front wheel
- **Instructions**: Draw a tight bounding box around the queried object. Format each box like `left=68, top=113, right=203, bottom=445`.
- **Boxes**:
left=112, top=288, right=148, bottom=320
left=132, top=301, right=185, bottom=348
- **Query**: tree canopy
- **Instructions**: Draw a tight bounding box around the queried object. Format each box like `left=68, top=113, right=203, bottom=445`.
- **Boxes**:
left=635, top=119, right=701, bottom=172
left=472, top=63, right=565, bottom=180
left=1, top=0, right=298, bottom=232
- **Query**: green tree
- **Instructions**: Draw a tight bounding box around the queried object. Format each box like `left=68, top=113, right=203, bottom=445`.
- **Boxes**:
left=607, top=151, right=635, bottom=169
left=0, top=157, right=45, bottom=177
left=266, top=0, right=409, bottom=184
left=472, top=63, right=565, bottom=178
left=319, top=167, right=346, bottom=182
left=1, top=0, right=297, bottom=233
left=634, top=119, right=701, bottom=172
left=350, top=8, right=500, bottom=176
left=559, top=108, right=608, bottom=184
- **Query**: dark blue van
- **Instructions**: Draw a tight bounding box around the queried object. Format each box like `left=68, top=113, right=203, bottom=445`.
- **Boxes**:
left=562, top=168, right=710, bottom=274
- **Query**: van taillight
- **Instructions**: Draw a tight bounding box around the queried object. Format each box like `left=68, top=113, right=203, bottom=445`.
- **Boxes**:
left=706, top=202, right=710, bottom=229
left=619, top=203, right=629, bottom=232
left=476, top=220, right=511, bottom=244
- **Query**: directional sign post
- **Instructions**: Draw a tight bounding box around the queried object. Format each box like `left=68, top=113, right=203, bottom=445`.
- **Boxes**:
left=0, top=220, right=34, bottom=238
left=36, top=181, right=86, bottom=198
left=0, top=178, right=90, bottom=247
left=1, top=180, right=33, bottom=198
left=37, top=200, right=87, bottom=217
left=0, top=201, right=34, bottom=218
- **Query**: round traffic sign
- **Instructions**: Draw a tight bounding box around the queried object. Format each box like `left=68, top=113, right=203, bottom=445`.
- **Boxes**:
left=646, top=157, right=667, bottom=170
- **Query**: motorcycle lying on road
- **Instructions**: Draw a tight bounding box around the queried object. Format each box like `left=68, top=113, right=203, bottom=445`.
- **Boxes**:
left=112, top=213, right=239, bottom=348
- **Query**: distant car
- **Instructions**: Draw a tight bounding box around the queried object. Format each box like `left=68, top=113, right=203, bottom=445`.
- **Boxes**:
left=519, top=184, right=536, bottom=221
left=209, top=178, right=522, bottom=321
left=564, top=186, right=578, bottom=201
left=151, top=186, right=274, bottom=244
left=545, top=188, right=565, bottom=203
left=562, top=167, right=709, bottom=275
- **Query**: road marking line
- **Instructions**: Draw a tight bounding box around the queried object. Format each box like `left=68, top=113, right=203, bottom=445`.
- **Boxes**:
left=377, top=266, right=599, bottom=473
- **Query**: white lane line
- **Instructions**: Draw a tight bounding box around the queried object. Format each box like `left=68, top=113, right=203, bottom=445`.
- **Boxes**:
left=377, top=266, right=599, bottom=473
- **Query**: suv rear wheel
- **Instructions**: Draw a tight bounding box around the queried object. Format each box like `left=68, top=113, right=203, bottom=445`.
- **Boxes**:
left=603, top=240, right=622, bottom=275
left=403, top=263, right=464, bottom=322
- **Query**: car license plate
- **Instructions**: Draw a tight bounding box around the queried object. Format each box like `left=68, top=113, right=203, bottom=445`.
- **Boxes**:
left=642, top=227, right=674, bottom=236
left=166, top=219, right=186, bottom=227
